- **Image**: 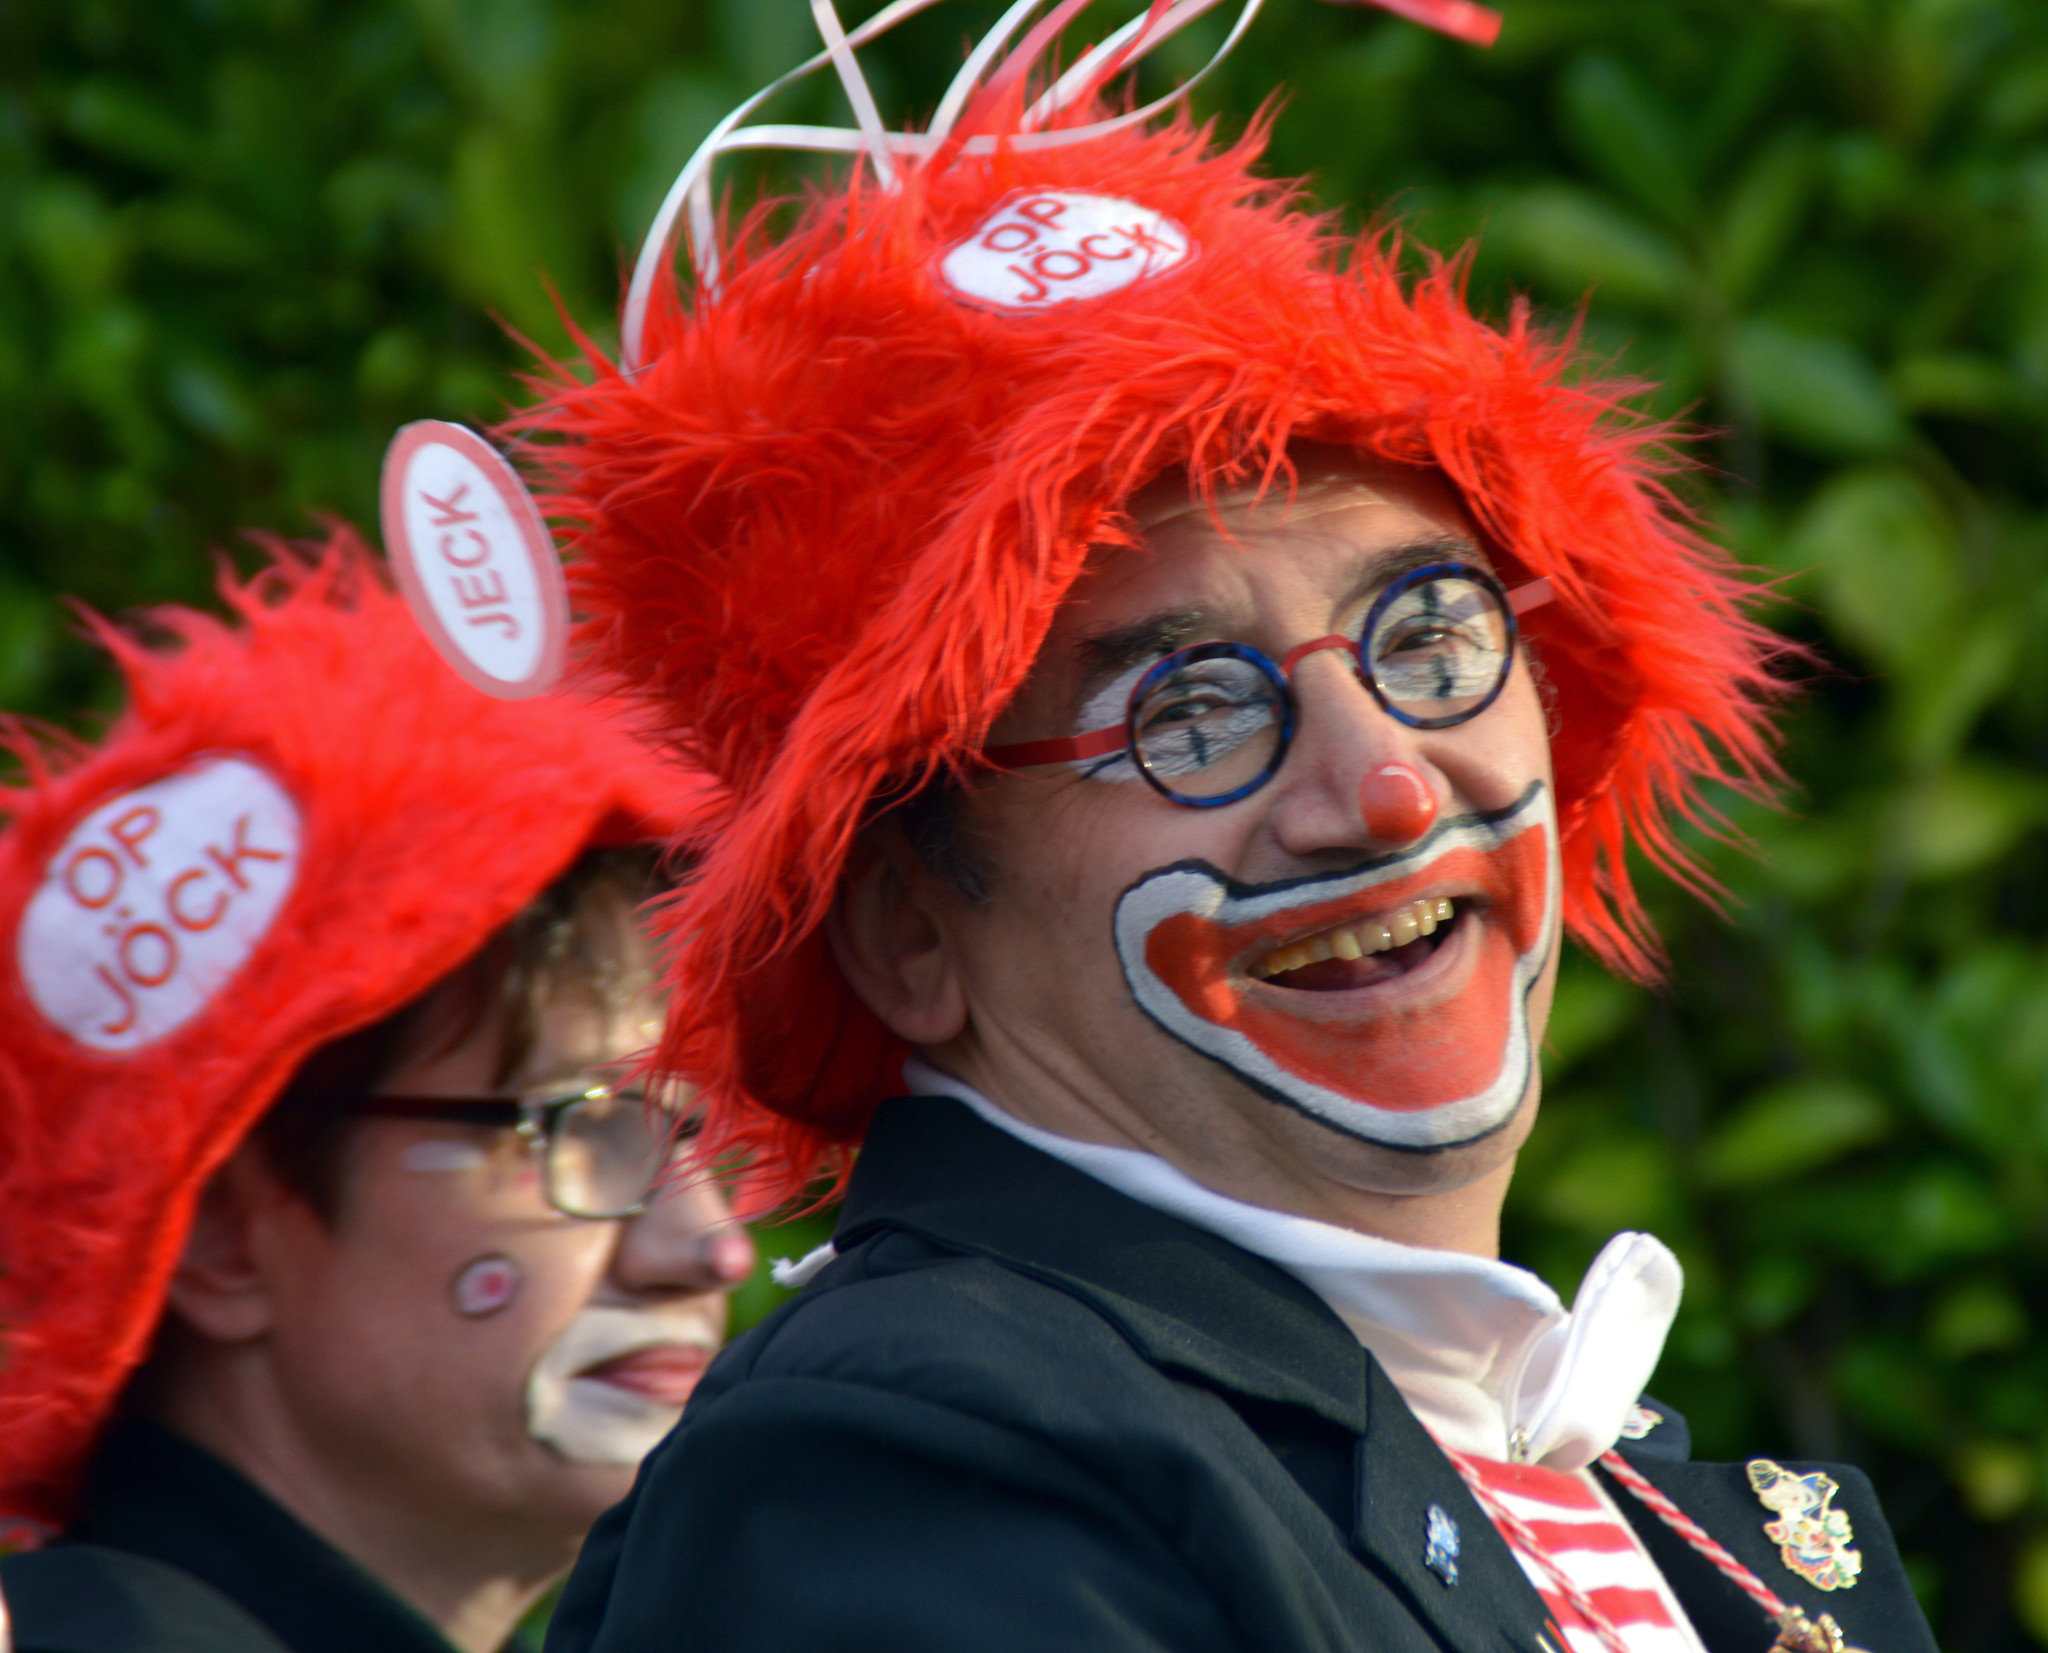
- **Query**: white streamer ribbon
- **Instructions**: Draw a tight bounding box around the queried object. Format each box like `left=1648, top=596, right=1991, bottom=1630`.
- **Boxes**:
left=621, top=0, right=1263, bottom=368
left=620, top=0, right=1498, bottom=369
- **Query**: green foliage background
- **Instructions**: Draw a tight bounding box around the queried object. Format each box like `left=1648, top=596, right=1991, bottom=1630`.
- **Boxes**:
left=6, top=0, right=2047, bottom=1645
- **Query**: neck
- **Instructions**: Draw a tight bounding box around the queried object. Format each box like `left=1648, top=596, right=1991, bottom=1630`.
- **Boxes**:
left=924, top=1035, right=1519, bottom=1257
left=154, top=1344, right=568, bottom=1653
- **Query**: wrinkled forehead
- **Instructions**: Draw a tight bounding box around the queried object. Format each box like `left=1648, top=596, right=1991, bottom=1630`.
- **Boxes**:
left=1002, top=453, right=1486, bottom=722
left=1051, top=453, right=1484, bottom=648
left=1123, top=448, right=1476, bottom=541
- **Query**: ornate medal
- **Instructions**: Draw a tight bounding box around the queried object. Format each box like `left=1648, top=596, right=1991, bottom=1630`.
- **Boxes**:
left=1770, top=1604, right=1869, bottom=1653
left=1747, top=1460, right=1863, bottom=1591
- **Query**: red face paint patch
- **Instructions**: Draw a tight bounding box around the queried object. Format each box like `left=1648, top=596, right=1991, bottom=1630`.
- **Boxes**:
left=1112, top=783, right=1556, bottom=1150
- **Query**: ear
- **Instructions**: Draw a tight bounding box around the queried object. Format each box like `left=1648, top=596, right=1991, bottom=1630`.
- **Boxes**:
left=824, top=823, right=970, bottom=1047
left=161, top=1145, right=287, bottom=1344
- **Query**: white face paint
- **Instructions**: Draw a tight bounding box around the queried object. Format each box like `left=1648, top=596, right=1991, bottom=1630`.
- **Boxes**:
left=401, top=1140, right=488, bottom=1173
left=524, top=1303, right=723, bottom=1466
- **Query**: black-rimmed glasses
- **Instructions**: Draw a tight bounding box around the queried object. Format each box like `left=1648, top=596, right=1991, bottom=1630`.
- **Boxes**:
left=352, top=1075, right=677, bottom=1219
left=983, top=562, right=1554, bottom=808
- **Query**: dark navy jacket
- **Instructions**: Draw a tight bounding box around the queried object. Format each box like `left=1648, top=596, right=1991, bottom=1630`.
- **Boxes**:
left=547, top=1096, right=1937, bottom=1653
left=1, top=1422, right=485, bottom=1653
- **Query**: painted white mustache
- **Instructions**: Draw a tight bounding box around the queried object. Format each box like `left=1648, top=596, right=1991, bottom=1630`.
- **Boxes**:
left=526, top=1304, right=722, bottom=1466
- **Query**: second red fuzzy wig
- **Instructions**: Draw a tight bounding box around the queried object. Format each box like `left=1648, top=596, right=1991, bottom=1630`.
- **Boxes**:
left=0, top=533, right=715, bottom=1537
left=517, top=107, right=1783, bottom=1207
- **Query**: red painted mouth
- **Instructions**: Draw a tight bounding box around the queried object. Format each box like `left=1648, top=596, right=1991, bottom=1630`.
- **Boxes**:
left=1141, top=840, right=1540, bottom=1110
left=578, top=1344, right=711, bottom=1406
left=1113, top=785, right=1556, bottom=1148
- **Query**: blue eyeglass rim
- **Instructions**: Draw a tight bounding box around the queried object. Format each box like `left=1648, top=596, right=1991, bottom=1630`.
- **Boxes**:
left=1126, top=641, right=1295, bottom=809
left=1359, top=561, right=1520, bottom=732
left=1121, top=560, right=1519, bottom=809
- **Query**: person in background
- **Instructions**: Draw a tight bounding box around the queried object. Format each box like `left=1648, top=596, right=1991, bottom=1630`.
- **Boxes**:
left=0, top=536, right=754, bottom=1653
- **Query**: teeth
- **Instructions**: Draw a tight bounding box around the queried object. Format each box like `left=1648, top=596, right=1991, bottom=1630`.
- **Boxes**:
left=1249, top=898, right=1458, bottom=981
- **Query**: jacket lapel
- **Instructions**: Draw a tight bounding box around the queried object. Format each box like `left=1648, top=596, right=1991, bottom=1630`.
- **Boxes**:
left=840, top=1097, right=1575, bottom=1653
left=839, top=1096, right=1373, bottom=1431
left=1351, top=1359, right=1561, bottom=1653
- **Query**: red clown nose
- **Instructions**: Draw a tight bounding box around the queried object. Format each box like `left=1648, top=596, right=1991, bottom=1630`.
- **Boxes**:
left=1359, top=763, right=1439, bottom=845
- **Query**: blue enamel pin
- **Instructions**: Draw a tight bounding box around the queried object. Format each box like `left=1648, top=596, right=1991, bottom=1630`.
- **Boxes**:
left=1424, top=1503, right=1460, bottom=1586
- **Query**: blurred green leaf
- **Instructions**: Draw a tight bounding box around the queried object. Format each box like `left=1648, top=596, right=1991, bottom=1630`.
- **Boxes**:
left=1892, top=350, right=2024, bottom=419
left=1543, top=953, right=1642, bottom=1069
left=1896, top=1163, right=2013, bottom=1269
left=0, top=577, right=57, bottom=705
left=1955, top=1439, right=2034, bottom=1522
left=1929, top=1280, right=2029, bottom=1359
left=1892, top=763, right=2048, bottom=882
left=1893, top=612, right=2018, bottom=767
left=1710, top=131, right=1813, bottom=306
left=1701, top=1077, right=1891, bottom=1186
left=1536, top=1135, right=1678, bottom=1231
left=1731, top=321, right=1909, bottom=457
left=62, top=78, right=196, bottom=171
left=1785, top=466, right=1956, bottom=670
left=1558, top=54, right=1697, bottom=226
left=2017, top=1535, right=2048, bottom=1646
left=1486, top=184, right=1688, bottom=309
left=18, top=177, right=128, bottom=304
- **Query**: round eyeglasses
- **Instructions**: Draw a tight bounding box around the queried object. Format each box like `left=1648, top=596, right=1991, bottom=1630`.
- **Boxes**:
left=984, top=563, right=1554, bottom=808
left=353, top=1074, right=679, bottom=1219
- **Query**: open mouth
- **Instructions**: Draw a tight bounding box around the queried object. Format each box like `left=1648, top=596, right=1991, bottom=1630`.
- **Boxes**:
left=578, top=1343, right=712, bottom=1407
left=1113, top=782, right=1556, bottom=1151
left=1248, top=895, right=1462, bottom=987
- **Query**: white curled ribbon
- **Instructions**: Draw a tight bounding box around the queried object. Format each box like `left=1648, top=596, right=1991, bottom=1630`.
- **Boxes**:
left=621, top=0, right=1498, bottom=371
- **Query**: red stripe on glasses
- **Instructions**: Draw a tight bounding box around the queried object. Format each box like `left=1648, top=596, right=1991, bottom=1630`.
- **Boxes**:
left=985, top=576, right=1556, bottom=770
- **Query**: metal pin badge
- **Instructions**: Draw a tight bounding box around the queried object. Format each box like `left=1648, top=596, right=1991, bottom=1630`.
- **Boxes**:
left=1618, top=1404, right=1664, bottom=1440
left=1748, top=1460, right=1862, bottom=1591
left=1423, top=1503, right=1460, bottom=1586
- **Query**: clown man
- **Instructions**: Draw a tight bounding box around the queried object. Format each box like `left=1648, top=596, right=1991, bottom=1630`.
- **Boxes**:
left=0, top=539, right=755, bottom=1653
left=517, top=3, right=1937, bottom=1650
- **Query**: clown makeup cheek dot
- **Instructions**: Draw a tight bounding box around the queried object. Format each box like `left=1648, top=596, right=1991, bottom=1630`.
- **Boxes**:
left=452, top=1254, right=522, bottom=1317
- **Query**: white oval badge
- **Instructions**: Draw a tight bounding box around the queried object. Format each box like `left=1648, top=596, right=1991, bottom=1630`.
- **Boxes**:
left=938, top=190, right=1196, bottom=313
left=379, top=421, right=569, bottom=699
left=18, top=756, right=303, bottom=1053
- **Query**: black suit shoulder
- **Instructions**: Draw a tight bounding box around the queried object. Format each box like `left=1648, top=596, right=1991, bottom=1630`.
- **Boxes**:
left=554, top=1230, right=1343, bottom=1653
left=547, top=1101, right=1938, bottom=1653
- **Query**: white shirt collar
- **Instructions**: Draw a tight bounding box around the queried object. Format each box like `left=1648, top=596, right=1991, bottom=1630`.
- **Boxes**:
left=902, top=1058, right=1681, bottom=1470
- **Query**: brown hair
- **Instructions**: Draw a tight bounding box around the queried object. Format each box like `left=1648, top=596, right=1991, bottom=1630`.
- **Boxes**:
left=254, top=846, right=667, bottom=1222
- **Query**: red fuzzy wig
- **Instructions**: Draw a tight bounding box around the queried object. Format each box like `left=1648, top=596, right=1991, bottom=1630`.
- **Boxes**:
left=515, top=105, right=1783, bottom=1210
left=0, top=531, right=714, bottom=1538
